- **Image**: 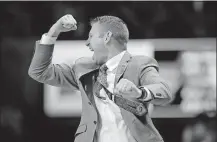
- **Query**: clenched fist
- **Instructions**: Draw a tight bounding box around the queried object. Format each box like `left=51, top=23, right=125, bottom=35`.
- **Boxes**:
left=114, top=78, right=142, bottom=100
left=48, top=14, right=77, bottom=37
left=56, top=14, right=77, bottom=32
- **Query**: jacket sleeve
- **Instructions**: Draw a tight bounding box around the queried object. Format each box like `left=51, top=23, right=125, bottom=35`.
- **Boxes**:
left=28, top=41, right=79, bottom=90
left=139, top=57, right=172, bottom=105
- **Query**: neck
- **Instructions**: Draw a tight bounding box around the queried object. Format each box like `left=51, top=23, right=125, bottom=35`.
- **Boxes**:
left=107, top=46, right=125, bottom=60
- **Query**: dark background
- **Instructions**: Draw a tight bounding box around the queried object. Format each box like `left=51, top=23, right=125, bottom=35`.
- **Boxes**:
left=0, top=1, right=216, bottom=142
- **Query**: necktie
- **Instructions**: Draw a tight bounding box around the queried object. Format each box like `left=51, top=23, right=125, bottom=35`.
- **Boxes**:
left=94, top=64, right=108, bottom=100
left=98, top=64, right=108, bottom=88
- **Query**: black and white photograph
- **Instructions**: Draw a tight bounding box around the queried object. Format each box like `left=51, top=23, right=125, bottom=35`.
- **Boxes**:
left=0, top=1, right=216, bottom=142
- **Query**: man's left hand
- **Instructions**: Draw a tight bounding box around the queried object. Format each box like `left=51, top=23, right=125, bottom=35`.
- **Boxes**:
left=114, top=78, right=142, bottom=99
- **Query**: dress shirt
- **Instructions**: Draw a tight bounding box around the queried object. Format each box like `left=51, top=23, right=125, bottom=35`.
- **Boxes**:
left=93, top=51, right=136, bottom=142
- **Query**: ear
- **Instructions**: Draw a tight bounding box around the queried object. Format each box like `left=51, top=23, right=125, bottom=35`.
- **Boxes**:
left=104, top=31, right=112, bottom=44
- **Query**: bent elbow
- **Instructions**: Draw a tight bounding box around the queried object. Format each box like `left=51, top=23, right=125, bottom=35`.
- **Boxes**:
left=28, top=66, right=44, bottom=82
left=161, top=87, right=173, bottom=105
left=28, top=67, right=38, bottom=81
left=165, top=95, right=173, bottom=105
left=167, top=90, right=173, bottom=102
left=162, top=81, right=173, bottom=104
left=28, top=67, right=34, bottom=79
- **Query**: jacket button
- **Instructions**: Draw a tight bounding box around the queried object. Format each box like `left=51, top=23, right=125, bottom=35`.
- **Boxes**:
left=88, top=102, right=91, bottom=105
left=93, top=121, right=97, bottom=124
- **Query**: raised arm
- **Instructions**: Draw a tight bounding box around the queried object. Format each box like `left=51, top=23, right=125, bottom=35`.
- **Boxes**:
left=28, top=14, right=79, bottom=89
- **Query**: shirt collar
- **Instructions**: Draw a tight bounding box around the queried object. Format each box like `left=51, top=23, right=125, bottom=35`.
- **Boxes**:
left=105, top=51, right=126, bottom=72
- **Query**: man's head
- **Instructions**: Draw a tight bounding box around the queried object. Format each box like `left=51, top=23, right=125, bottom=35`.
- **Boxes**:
left=85, top=15, right=129, bottom=65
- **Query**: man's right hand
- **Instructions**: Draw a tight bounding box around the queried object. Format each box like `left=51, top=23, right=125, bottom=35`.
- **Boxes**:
left=47, top=14, right=77, bottom=37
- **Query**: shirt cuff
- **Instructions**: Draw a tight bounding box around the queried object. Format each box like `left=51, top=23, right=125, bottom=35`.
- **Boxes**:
left=40, top=33, right=57, bottom=45
left=138, top=87, right=153, bottom=102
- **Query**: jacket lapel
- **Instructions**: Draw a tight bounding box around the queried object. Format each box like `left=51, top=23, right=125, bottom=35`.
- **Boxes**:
left=114, top=51, right=132, bottom=86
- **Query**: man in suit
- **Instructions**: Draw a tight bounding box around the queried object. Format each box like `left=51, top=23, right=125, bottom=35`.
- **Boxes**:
left=28, top=14, right=172, bottom=142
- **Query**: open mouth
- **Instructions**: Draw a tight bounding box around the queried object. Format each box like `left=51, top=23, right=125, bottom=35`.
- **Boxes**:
left=89, top=46, right=94, bottom=52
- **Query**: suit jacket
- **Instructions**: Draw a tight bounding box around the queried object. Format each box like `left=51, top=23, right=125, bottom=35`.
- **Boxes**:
left=28, top=41, right=172, bottom=142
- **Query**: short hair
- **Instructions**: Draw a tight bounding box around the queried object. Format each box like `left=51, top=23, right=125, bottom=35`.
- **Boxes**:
left=90, top=16, right=129, bottom=45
